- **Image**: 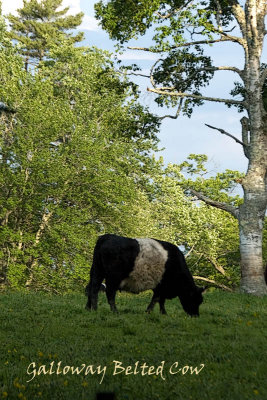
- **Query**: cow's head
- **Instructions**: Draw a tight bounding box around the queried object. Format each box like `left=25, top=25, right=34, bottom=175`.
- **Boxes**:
left=180, top=286, right=206, bottom=317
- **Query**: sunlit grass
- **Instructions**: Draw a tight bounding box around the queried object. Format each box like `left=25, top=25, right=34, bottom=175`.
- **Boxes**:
left=0, top=290, right=266, bottom=400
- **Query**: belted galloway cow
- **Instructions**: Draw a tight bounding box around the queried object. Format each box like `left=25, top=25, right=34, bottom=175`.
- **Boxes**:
left=85, top=234, right=205, bottom=316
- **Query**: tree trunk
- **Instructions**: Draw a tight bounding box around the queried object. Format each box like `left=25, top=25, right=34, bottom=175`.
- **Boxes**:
left=238, top=1, right=267, bottom=294
left=239, top=192, right=267, bottom=294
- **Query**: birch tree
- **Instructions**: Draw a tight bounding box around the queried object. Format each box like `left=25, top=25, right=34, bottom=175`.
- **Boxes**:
left=95, top=0, right=267, bottom=295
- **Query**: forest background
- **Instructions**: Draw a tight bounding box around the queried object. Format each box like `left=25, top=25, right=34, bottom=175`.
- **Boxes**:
left=0, top=0, right=266, bottom=294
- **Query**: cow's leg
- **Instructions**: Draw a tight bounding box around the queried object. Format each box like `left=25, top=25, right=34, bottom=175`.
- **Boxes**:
left=105, top=281, right=118, bottom=313
left=106, top=287, right=118, bottom=313
left=86, top=267, right=104, bottom=311
left=146, top=291, right=159, bottom=313
left=85, top=282, right=92, bottom=310
left=159, top=297, right=167, bottom=315
left=90, top=278, right=105, bottom=311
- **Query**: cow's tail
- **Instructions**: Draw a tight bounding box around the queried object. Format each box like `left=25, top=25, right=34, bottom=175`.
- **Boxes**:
left=85, top=235, right=107, bottom=296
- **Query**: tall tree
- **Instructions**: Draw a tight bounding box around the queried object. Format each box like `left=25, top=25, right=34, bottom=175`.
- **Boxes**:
left=94, top=0, right=267, bottom=295
left=0, top=40, right=160, bottom=291
left=7, top=0, right=84, bottom=70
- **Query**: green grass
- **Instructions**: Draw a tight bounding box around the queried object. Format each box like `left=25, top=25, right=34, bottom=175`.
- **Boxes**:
left=0, top=290, right=266, bottom=400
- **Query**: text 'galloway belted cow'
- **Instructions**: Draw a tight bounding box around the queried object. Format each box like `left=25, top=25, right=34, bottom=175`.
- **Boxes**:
left=85, top=234, right=205, bottom=316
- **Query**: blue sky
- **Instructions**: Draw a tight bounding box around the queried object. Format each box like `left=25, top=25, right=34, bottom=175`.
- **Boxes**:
left=3, top=0, right=266, bottom=174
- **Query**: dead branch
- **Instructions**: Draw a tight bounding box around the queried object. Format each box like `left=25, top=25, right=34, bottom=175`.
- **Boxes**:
left=158, top=99, right=184, bottom=120
left=147, top=87, right=246, bottom=106
left=193, top=275, right=233, bottom=291
left=205, top=123, right=247, bottom=147
left=189, top=188, right=239, bottom=218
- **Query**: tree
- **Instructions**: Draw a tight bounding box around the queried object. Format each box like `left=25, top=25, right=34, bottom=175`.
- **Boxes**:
left=94, top=0, right=267, bottom=295
left=7, top=0, right=84, bottom=70
left=0, top=38, right=161, bottom=291
left=149, top=155, right=241, bottom=291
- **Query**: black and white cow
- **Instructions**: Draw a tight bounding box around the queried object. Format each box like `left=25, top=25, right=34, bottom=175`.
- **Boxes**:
left=85, top=234, right=205, bottom=316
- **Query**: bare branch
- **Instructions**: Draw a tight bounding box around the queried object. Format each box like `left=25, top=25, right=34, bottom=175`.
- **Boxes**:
left=127, top=46, right=161, bottom=53
left=184, top=243, right=196, bottom=258
left=123, top=71, right=150, bottom=78
left=187, top=65, right=244, bottom=80
left=207, top=66, right=243, bottom=75
left=128, top=35, right=244, bottom=53
left=0, top=210, right=12, bottom=226
left=205, top=123, right=247, bottom=147
left=35, top=211, right=53, bottom=245
left=155, top=11, right=173, bottom=19
left=189, top=189, right=239, bottom=218
left=158, top=98, right=183, bottom=120
left=193, top=276, right=233, bottom=291
left=150, top=58, right=163, bottom=88
left=147, top=87, right=246, bottom=106
left=207, top=257, right=232, bottom=278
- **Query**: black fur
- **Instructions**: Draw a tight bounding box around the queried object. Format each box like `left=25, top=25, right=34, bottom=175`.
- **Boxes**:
left=85, top=234, right=204, bottom=316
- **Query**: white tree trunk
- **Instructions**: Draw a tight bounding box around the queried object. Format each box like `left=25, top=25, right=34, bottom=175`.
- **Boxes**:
left=239, top=200, right=267, bottom=294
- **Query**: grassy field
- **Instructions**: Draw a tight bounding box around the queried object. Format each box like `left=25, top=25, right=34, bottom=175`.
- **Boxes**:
left=0, top=290, right=266, bottom=400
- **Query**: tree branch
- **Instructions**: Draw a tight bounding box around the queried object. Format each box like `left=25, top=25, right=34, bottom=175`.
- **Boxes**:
left=0, top=210, right=12, bottom=226
left=185, top=242, right=196, bottom=258
left=205, top=123, right=247, bottom=147
left=193, top=276, right=233, bottom=291
left=147, top=87, right=246, bottom=106
left=186, top=65, right=244, bottom=81
left=150, top=58, right=163, bottom=88
left=128, top=35, right=244, bottom=53
left=230, top=1, right=247, bottom=39
left=123, top=71, right=150, bottom=78
left=207, top=257, right=231, bottom=278
left=158, top=98, right=183, bottom=120
left=35, top=211, right=53, bottom=245
left=207, top=65, right=243, bottom=75
left=189, top=189, right=239, bottom=218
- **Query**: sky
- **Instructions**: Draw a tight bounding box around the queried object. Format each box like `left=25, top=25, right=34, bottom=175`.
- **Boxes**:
left=2, top=0, right=266, bottom=175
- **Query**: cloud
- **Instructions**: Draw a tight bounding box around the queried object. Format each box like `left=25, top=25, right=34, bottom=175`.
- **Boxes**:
left=2, top=0, right=23, bottom=15
left=79, top=15, right=100, bottom=31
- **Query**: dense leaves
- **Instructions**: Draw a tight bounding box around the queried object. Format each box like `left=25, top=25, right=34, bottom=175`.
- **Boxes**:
left=2, top=1, right=265, bottom=293
left=7, top=0, right=84, bottom=70
left=0, top=23, right=161, bottom=291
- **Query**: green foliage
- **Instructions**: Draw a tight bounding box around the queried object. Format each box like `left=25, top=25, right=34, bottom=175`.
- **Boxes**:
left=0, top=291, right=267, bottom=399
left=7, top=0, right=84, bottom=69
left=153, top=49, right=214, bottom=116
left=149, top=156, right=241, bottom=288
left=1, top=2, right=250, bottom=292
left=0, top=39, right=161, bottom=291
left=94, top=0, right=229, bottom=115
